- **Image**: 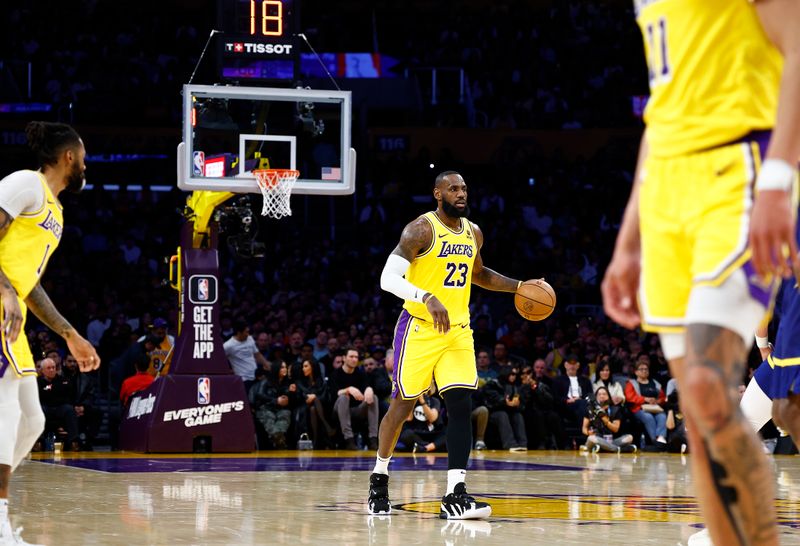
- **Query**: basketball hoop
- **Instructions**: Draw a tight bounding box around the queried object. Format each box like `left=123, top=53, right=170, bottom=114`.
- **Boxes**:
left=253, top=169, right=300, bottom=219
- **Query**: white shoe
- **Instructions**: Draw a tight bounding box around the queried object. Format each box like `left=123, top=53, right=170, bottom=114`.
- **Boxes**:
left=687, top=528, right=713, bottom=546
left=0, top=522, right=43, bottom=546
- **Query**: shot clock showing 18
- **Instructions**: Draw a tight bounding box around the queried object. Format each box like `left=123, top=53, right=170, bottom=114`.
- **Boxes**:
left=515, top=279, right=556, bottom=321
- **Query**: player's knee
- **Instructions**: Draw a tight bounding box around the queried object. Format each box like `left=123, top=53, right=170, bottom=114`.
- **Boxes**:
left=24, top=405, right=45, bottom=439
left=472, top=406, right=488, bottom=418
left=442, top=388, right=471, bottom=417
left=772, top=398, right=800, bottom=431
left=683, top=367, right=730, bottom=427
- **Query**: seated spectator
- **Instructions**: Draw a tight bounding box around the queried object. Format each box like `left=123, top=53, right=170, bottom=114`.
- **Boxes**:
left=399, top=394, right=446, bottom=452
left=119, top=353, right=154, bottom=406
left=331, top=349, right=378, bottom=450
left=581, top=386, right=635, bottom=453
left=521, top=365, right=564, bottom=450
left=137, top=317, right=174, bottom=377
left=483, top=367, right=528, bottom=451
left=38, top=358, right=80, bottom=451
left=364, top=356, right=392, bottom=417
left=532, top=358, right=553, bottom=388
left=249, top=361, right=296, bottom=449
left=624, top=360, right=667, bottom=450
left=592, top=359, right=625, bottom=406
left=224, top=319, right=270, bottom=392
left=476, top=349, right=498, bottom=385
left=553, top=354, right=593, bottom=426
left=63, top=353, right=101, bottom=449
left=296, top=359, right=336, bottom=448
left=471, top=388, right=489, bottom=451
left=665, top=391, right=687, bottom=453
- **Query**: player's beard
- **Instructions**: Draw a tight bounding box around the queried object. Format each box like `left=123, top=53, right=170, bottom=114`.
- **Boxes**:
left=65, top=161, right=86, bottom=194
left=442, top=199, right=470, bottom=218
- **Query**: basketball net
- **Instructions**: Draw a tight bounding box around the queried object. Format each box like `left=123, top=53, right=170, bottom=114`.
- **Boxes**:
left=253, top=169, right=299, bottom=219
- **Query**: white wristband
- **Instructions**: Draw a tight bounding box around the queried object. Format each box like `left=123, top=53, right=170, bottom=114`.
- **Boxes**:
left=756, top=158, right=795, bottom=192
left=755, top=335, right=770, bottom=349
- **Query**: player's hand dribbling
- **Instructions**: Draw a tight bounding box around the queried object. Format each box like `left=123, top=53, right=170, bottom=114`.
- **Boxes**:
left=1, top=288, right=22, bottom=343
left=601, top=248, right=641, bottom=330
left=425, top=295, right=450, bottom=334
left=66, top=333, right=101, bottom=372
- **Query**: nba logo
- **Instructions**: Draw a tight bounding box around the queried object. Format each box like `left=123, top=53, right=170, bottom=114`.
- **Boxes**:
left=197, top=377, right=211, bottom=405
left=193, top=151, right=205, bottom=176
left=198, top=278, right=209, bottom=301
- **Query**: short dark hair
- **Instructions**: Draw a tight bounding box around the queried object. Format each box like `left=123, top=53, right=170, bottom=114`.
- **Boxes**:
left=435, top=170, right=460, bottom=188
left=233, top=319, right=249, bottom=334
left=25, top=121, right=81, bottom=168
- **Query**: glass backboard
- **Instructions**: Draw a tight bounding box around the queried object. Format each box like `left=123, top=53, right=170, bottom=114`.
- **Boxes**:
left=178, top=84, right=355, bottom=195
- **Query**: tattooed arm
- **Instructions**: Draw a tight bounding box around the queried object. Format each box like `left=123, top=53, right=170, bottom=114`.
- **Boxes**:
left=470, top=222, right=521, bottom=292
left=0, top=207, right=23, bottom=343
left=25, top=284, right=101, bottom=371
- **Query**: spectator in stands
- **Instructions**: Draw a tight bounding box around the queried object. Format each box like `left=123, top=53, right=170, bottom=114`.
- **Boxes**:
left=553, top=354, right=593, bottom=425
left=532, top=357, right=553, bottom=388
left=224, top=319, right=270, bottom=392
left=63, top=353, right=100, bottom=449
left=521, top=364, right=563, bottom=449
left=399, top=394, right=446, bottom=452
left=297, top=359, right=336, bottom=448
left=471, top=388, right=489, bottom=451
left=38, top=358, right=80, bottom=451
left=249, top=361, right=294, bottom=449
left=581, top=386, right=635, bottom=453
left=483, top=367, right=528, bottom=451
left=476, top=348, right=498, bottom=385
left=492, top=342, right=512, bottom=369
left=119, top=352, right=154, bottom=406
left=364, top=356, right=392, bottom=416
left=255, top=331, right=273, bottom=367
left=331, top=349, right=378, bottom=450
left=592, top=359, right=625, bottom=406
left=624, top=360, right=667, bottom=450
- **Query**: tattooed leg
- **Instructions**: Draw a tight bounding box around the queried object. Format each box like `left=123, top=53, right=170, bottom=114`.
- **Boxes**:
left=679, top=324, right=777, bottom=546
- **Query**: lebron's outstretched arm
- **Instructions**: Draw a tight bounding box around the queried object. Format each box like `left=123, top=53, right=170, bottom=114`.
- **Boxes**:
left=26, top=284, right=100, bottom=372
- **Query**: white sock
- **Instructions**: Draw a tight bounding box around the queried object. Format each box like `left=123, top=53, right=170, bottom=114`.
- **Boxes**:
left=372, top=455, right=391, bottom=475
left=0, top=498, right=7, bottom=521
left=447, top=469, right=466, bottom=494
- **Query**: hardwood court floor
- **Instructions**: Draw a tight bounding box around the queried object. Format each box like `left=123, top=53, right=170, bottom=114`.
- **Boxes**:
left=9, top=450, right=800, bottom=545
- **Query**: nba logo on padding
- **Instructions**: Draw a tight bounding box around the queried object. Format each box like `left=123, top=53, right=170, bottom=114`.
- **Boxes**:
left=197, top=377, right=211, bottom=405
left=189, top=275, right=218, bottom=304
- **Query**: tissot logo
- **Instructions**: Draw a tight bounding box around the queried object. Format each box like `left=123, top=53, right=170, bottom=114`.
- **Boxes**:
left=225, top=42, right=294, bottom=55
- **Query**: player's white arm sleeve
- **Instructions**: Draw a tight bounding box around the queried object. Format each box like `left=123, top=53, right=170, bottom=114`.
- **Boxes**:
left=380, top=254, right=428, bottom=303
left=0, top=171, right=44, bottom=218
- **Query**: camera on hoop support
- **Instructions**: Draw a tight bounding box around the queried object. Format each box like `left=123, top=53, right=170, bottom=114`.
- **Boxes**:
left=214, top=196, right=266, bottom=259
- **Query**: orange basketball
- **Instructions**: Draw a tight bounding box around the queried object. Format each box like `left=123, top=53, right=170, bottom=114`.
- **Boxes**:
left=514, top=279, right=556, bottom=321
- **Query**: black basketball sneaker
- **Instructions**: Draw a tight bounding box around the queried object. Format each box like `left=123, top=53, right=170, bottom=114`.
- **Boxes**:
left=367, top=473, right=391, bottom=515
left=439, top=483, right=492, bottom=520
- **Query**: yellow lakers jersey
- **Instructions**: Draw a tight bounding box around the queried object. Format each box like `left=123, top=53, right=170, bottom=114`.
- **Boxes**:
left=635, top=0, right=782, bottom=157
left=403, top=212, right=476, bottom=325
left=0, top=171, right=63, bottom=299
left=147, top=338, right=173, bottom=377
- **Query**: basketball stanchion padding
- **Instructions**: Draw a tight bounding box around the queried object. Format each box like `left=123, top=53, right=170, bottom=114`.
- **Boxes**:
left=254, top=169, right=300, bottom=219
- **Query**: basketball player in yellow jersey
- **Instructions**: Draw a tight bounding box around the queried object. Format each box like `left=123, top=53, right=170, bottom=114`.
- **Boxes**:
left=603, top=2, right=800, bottom=545
left=367, top=171, right=524, bottom=519
left=0, top=121, right=100, bottom=545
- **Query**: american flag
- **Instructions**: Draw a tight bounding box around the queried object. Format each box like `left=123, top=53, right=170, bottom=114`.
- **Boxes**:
left=321, top=167, right=341, bottom=180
